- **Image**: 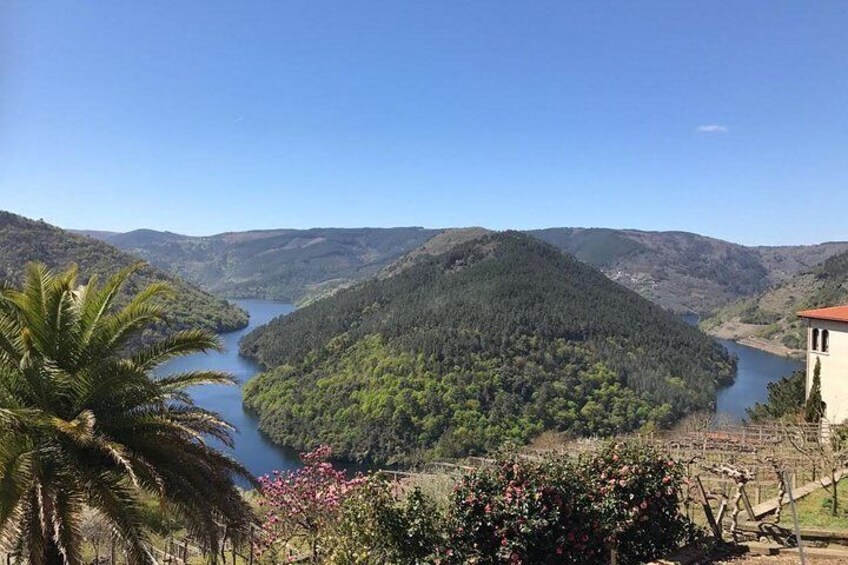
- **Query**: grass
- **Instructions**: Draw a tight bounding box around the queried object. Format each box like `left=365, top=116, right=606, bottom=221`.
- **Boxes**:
left=793, top=477, right=848, bottom=530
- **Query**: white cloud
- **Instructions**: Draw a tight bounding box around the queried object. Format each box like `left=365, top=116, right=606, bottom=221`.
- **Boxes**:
left=696, top=124, right=729, bottom=134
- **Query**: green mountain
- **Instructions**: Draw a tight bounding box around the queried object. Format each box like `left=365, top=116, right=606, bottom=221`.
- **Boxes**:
left=0, top=211, right=247, bottom=335
left=241, top=232, right=735, bottom=464
left=83, top=225, right=848, bottom=314
left=93, top=227, right=442, bottom=303
left=703, top=248, right=848, bottom=353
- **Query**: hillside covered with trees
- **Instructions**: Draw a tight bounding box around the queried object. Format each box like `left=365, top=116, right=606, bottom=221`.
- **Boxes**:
left=704, top=248, right=848, bottom=353
left=241, top=232, right=735, bottom=464
left=88, top=226, right=442, bottom=303
left=0, top=211, right=248, bottom=334
left=84, top=225, right=848, bottom=314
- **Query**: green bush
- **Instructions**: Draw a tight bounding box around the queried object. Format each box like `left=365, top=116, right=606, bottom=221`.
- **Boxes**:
left=443, top=443, right=691, bottom=565
left=445, top=455, right=600, bottom=564
left=782, top=332, right=803, bottom=350
left=323, top=478, right=445, bottom=565
left=581, top=443, right=692, bottom=564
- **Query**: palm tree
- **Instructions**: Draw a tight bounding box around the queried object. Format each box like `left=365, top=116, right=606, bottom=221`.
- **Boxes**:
left=0, top=263, right=255, bottom=564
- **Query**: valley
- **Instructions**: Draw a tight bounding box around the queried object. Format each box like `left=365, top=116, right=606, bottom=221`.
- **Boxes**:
left=159, top=298, right=801, bottom=480
left=6, top=207, right=845, bottom=462
left=703, top=248, right=848, bottom=356
left=8, top=5, right=845, bottom=560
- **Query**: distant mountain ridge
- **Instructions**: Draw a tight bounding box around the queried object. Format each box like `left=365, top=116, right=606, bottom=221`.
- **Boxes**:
left=1, top=211, right=248, bottom=335
left=704, top=247, right=848, bottom=354
left=240, top=231, right=735, bottom=464
left=79, top=227, right=442, bottom=303
left=77, top=225, right=848, bottom=314
left=528, top=228, right=848, bottom=314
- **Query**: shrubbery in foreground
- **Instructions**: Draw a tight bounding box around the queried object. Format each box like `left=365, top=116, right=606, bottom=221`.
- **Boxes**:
left=255, top=443, right=693, bottom=564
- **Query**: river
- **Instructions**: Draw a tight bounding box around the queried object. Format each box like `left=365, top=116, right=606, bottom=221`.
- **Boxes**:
left=160, top=300, right=803, bottom=481
left=679, top=314, right=803, bottom=418
left=156, top=299, right=300, bottom=483
left=715, top=337, right=802, bottom=418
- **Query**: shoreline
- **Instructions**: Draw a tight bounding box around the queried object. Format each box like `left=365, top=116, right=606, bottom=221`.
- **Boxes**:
left=705, top=323, right=804, bottom=359
left=733, top=336, right=803, bottom=359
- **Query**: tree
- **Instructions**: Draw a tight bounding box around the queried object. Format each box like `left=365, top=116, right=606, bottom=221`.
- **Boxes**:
left=0, top=263, right=255, bottom=564
left=746, top=370, right=806, bottom=422
left=80, top=508, right=110, bottom=564
left=323, top=480, right=444, bottom=565
left=783, top=416, right=848, bottom=517
left=255, top=446, right=365, bottom=563
left=804, top=358, right=825, bottom=423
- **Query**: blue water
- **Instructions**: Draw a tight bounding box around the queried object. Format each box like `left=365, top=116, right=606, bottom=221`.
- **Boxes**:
left=680, top=313, right=802, bottom=419
left=715, top=338, right=802, bottom=419
left=157, top=302, right=804, bottom=482
left=156, top=299, right=300, bottom=482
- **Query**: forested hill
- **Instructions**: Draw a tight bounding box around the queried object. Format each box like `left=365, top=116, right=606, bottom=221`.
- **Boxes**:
left=82, top=225, right=848, bottom=314
left=704, top=248, right=848, bottom=353
left=241, top=231, right=736, bottom=464
left=0, top=211, right=247, bottom=334
left=87, top=227, right=441, bottom=303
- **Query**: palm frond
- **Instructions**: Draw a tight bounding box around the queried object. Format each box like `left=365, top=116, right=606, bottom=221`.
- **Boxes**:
left=155, top=370, right=234, bottom=391
left=50, top=488, right=84, bottom=565
left=0, top=264, right=257, bottom=563
left=131, top=329, right=221, bottom=371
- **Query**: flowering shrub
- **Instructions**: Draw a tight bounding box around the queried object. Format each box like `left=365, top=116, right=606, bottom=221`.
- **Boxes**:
left=444, top=443, right=692, bottom=564
left=255, top=446, right=366, bottom=562
left=257, top=443, right=691, bottom=564
left=445, top=456, right=602, bottom=564
left=581, top=442, right=692, bottom=564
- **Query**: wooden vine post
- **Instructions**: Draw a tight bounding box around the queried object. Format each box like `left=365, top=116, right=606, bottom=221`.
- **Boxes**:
left=707, top=463, right=754, bottom=540
left=766, top=456, right=786, bottom=523
left=694, top=475, right=722, bottom=539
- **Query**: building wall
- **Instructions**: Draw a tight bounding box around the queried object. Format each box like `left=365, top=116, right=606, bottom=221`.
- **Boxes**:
left=806, top=318, right=848, bottom=423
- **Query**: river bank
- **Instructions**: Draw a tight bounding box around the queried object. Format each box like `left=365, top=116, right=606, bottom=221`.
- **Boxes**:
left=705, top=319, right=804, bottom=359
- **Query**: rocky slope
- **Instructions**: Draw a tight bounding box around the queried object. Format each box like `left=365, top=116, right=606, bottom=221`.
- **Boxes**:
left=703, top=248, right=848, bottom=355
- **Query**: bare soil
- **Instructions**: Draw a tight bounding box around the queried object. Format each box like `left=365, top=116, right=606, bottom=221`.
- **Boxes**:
left=706, top=320, right=802, bottom=358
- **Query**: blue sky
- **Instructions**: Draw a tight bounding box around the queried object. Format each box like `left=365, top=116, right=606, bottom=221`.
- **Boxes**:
left=1, top=1, right=847, bottom=245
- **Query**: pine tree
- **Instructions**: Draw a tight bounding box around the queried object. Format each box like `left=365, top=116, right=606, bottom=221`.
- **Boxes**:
left=804, top=357, right=825, bottom=422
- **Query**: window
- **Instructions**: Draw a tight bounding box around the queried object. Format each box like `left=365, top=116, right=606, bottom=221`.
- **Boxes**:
left=812, top=328, right=820, bottom=351
left=822, top=330, right=830, bottom=353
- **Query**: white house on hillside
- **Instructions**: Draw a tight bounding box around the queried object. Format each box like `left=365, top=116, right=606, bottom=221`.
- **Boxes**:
left=798, top=305, right=848, bottom=424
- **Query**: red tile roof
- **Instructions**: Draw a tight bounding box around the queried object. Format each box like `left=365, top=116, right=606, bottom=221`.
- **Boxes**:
left=798, top=305, right=848, bottom=323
